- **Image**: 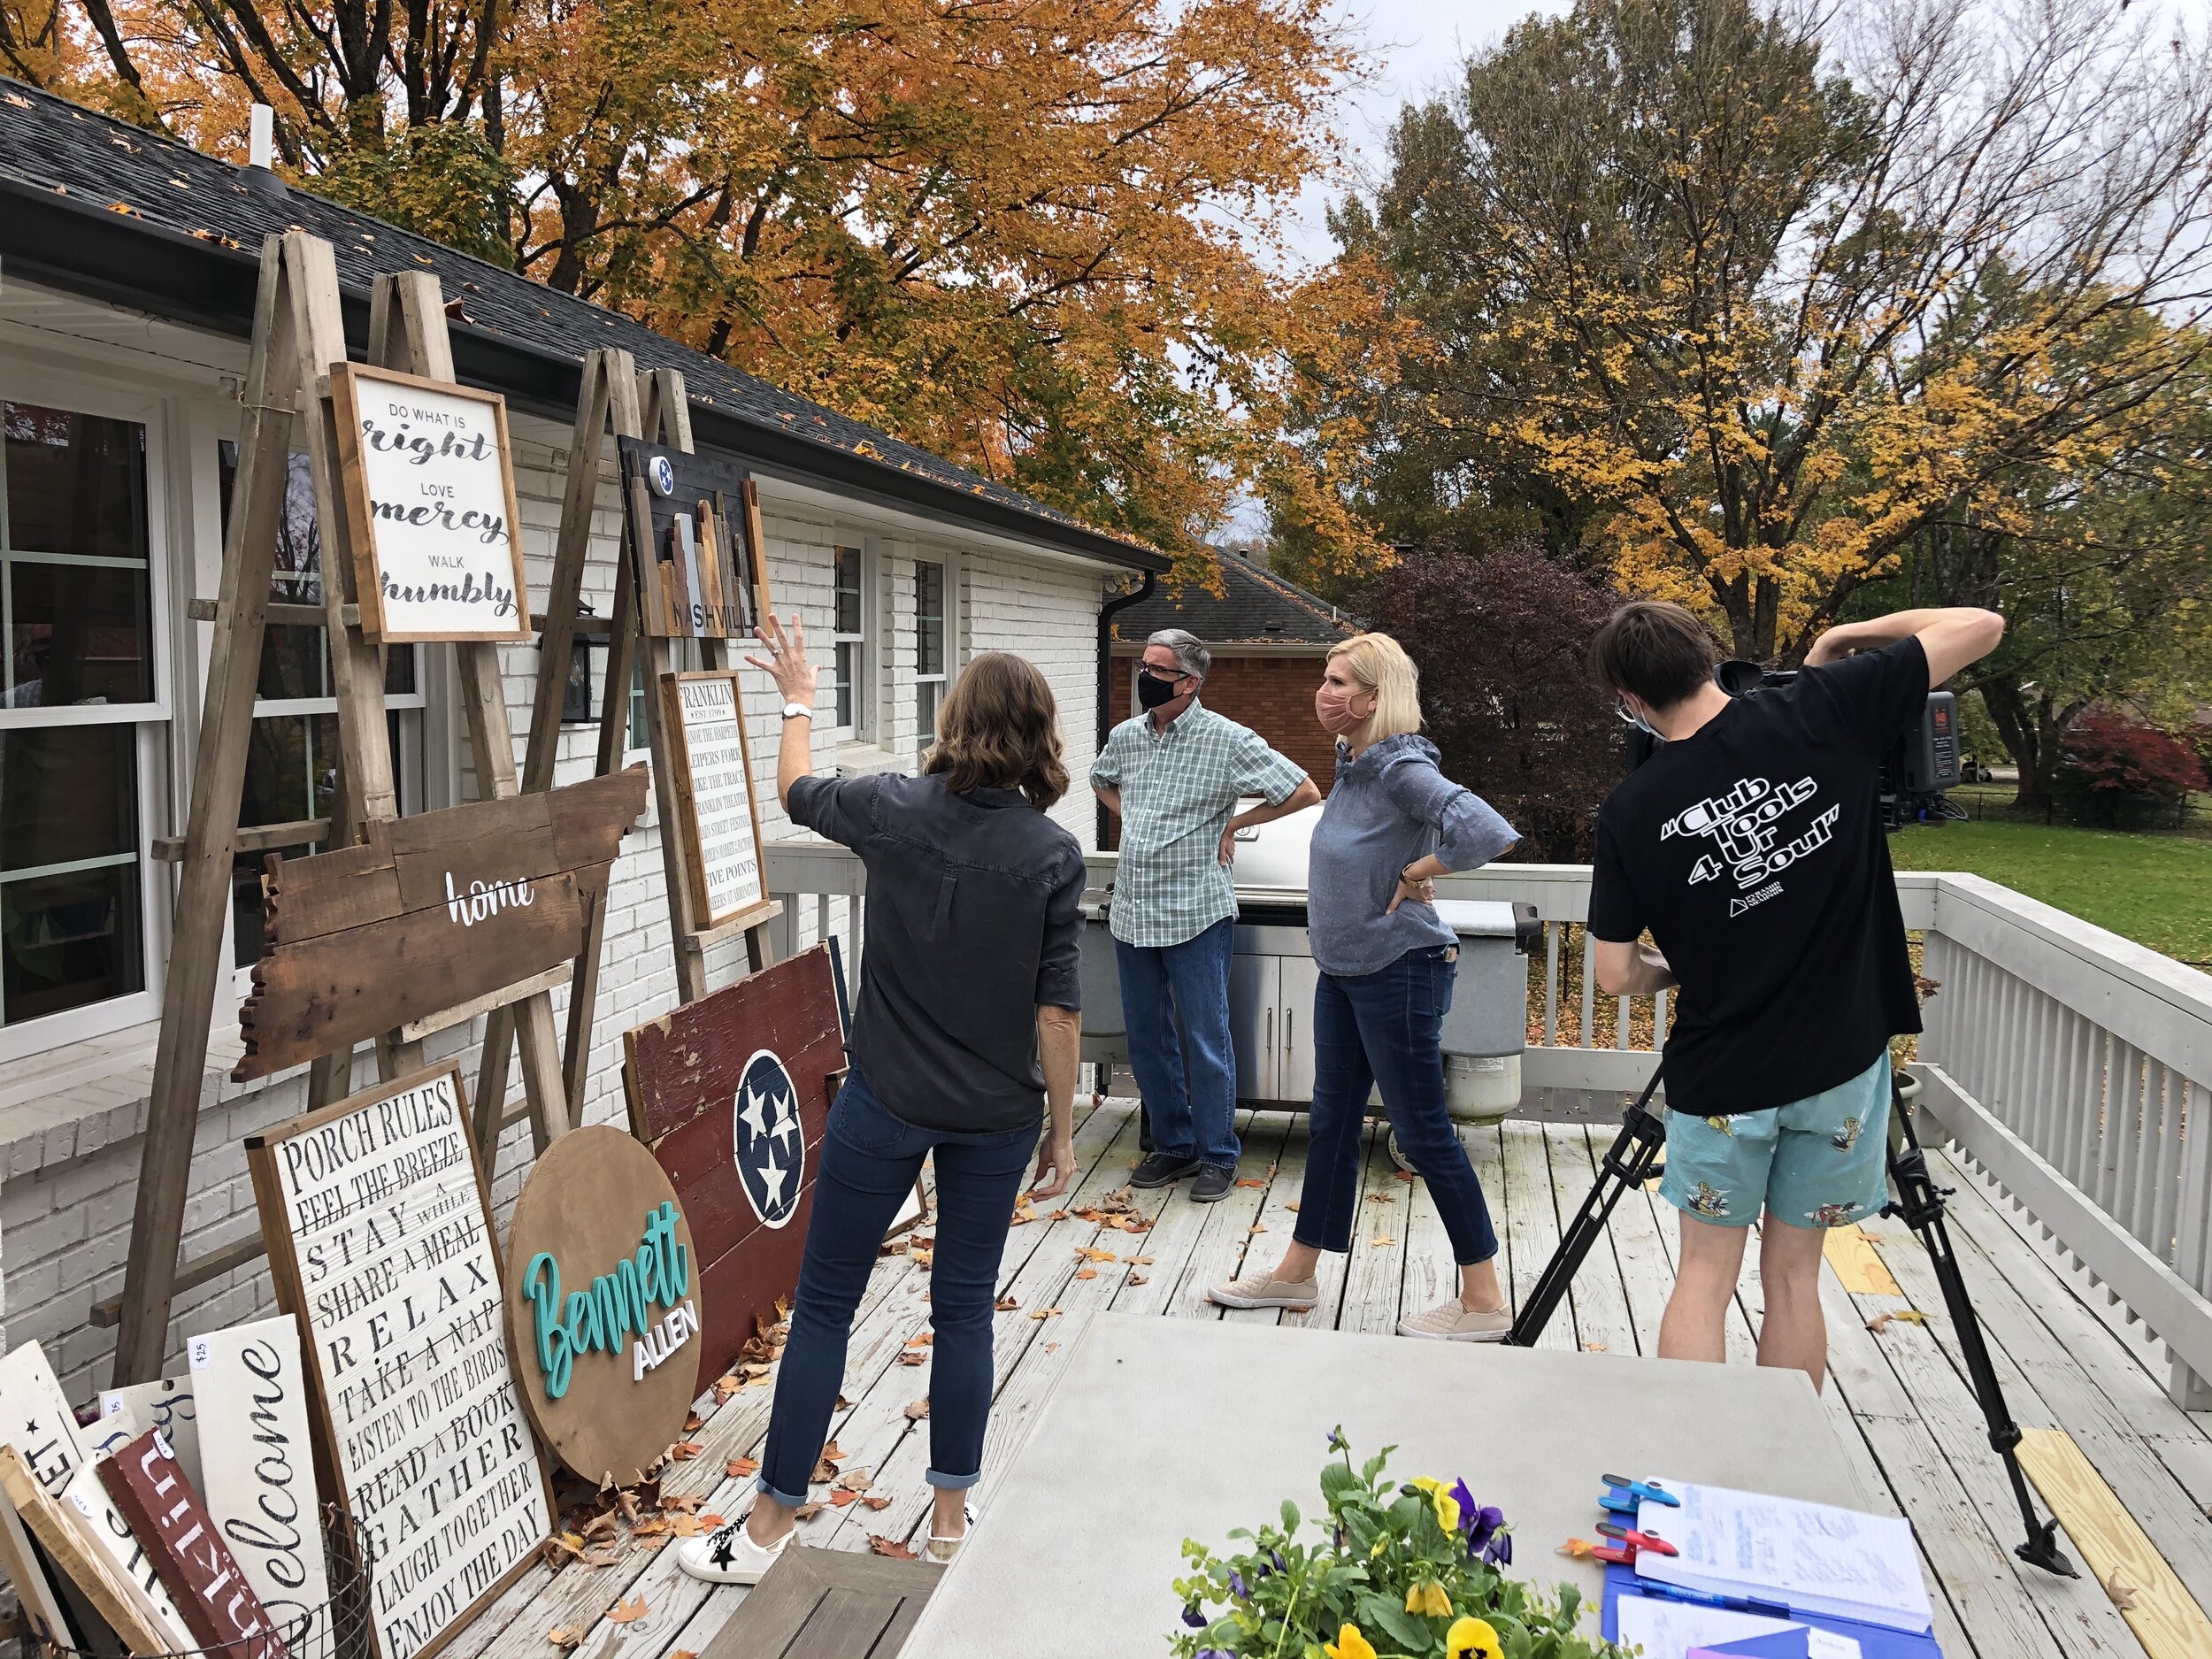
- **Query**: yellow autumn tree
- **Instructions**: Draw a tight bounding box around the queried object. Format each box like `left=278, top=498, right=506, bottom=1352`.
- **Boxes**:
left=3, top=0, right=1386, bottom=573
left=1331, top=0, right=2212, bottom=659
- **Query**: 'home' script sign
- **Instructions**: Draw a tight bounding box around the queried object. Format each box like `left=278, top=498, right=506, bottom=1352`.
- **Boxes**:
left=330, top=364, right=534, bottom=644
left=247, top=1064, right=554, bottom=1659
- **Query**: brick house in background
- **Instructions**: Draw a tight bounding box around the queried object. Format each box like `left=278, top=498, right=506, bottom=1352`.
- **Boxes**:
left=1105, top=553, right=1361, bottom=841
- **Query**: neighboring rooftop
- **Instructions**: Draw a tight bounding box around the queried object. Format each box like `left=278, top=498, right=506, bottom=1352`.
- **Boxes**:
left=0, top=78, right=1166, bottom=573
left=1110, top=550, right=1362, bottom=648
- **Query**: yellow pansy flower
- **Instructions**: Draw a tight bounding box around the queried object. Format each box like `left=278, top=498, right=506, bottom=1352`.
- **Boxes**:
left=1324, top=1624, right=1379, bottom=1659
left=1409, top=1475, right=1462, bottom=1534
left=1446, top=1615, right=1504, bottom=1659
left=1406, top=1579, right=1454, bottom=1617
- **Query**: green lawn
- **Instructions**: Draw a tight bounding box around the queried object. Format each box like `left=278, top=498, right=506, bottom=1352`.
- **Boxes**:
left=1887, top=818, right=2212, bottom=965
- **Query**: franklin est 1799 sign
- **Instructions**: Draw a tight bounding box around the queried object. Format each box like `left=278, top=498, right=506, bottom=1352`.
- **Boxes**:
left=503, top=1126, right=703, bottom=1487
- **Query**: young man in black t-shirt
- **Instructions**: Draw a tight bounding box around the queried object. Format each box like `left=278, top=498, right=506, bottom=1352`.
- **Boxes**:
left=1586, top=600, right=2004, bottom=1388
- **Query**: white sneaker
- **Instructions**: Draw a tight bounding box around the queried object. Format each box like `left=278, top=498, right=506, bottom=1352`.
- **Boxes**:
left=1396, top=1299, right=1511, bottom=1342
left=926, top=1503, right=976, bottom=1564
left=1207, top=1270, right=1319, bottom=1310
left=676, top=1516, right=791, bottom=1586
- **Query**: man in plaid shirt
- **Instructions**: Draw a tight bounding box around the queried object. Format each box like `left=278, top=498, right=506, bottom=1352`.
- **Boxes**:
left=1093, top=629, right=1319, bottom=1202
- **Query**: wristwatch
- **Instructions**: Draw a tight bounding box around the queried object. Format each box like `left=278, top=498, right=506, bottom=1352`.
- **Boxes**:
left=781, top=701, right=814, bottom=720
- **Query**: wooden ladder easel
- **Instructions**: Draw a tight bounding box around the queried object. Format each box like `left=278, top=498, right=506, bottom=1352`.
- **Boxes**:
left=107, top=232, right=574, bottom=1386
left=472, top=355, right=780, bottom=1154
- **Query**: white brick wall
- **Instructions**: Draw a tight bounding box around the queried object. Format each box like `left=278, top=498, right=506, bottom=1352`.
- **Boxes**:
left=0, top=399, right=1118, bottom=1409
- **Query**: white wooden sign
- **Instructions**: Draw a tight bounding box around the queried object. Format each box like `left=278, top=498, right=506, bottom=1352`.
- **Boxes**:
left=246, top=1063, right=553, bottom=1659
left=0, top=1340, right=192, bottom=1646
left=661, top=671, right=768, bottom=926
left=190, top=1316, right=331, bottom=1628
left=96, top=1375, right=199, bottom=1489
left=331, top=364, right=533, bottom=643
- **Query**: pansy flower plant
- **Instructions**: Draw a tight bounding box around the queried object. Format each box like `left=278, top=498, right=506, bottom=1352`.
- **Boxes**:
left=1171, top=1430, right=1619, bottom=1659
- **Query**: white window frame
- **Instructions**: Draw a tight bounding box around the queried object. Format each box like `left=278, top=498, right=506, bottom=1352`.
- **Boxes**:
left=826, top=538, right=872, bottom=744
left=912, top=549, right=950, bottom=757
left=0, top=375, right=176, bottom=1061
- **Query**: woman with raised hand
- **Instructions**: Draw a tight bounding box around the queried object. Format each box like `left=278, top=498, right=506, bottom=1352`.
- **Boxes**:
left=678, top=618, right=1083, bottom=1586
left=1208, top=633, right=1521, bottom=1339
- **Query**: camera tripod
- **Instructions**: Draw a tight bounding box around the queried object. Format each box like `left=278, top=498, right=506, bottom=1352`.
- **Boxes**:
left=1507, top=1065, right=2077, bottom=1578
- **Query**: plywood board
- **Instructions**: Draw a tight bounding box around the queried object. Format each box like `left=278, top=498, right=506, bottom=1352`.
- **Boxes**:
left=99, top=1428, right=288, bottom=1659
left=2015, top=1427, right=2212, bottom=1659
left=503, top=1126, right=700, bottom=1487
left=329, top=363, right=533, bottom=643
left=1824, top=1225, right=1902, bottom=1296
left=188, top=1316, right=331, bottom=1629
left=246, top=1064, right=554, bottom=1659
left=659, top=672, right=769, bottom=928
left=622, top=949, right=843, bottom=1386
left=0, top=1447, right=174, bottom=1656
left=234, top=767, right=648, bottom=1077
left=0, top=1466, right=79, bottom=1648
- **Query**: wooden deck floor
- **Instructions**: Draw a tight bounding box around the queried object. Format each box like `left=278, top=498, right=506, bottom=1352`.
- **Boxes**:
left=454, top=1098, right=2212, bottom=1659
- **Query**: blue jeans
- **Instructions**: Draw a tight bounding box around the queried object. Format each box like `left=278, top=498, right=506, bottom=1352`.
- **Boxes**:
left=758, top=1070, right=1039, bottom=1507
left=1294, top=945, right=1499, bottom=1266
left=1115, top=918, right=1239, bottom=1168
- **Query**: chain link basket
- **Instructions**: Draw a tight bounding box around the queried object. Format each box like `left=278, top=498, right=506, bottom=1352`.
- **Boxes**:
left=35, top=1507, right=373, bottom=1659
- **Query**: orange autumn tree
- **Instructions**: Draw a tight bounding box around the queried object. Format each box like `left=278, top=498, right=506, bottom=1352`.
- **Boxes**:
left=4, top=0, right=1382, bottom=572
left=1332, top=0, right=2212, bottom=660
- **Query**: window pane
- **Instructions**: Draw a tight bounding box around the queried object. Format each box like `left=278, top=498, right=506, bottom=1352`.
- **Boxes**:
left=3, top=860, right=143, bottom=1024
left=4, top=403, right=147, bottom=563
left=234, top=712, right=340, bottom=965
left=9, top=559, right=153, bottom=706
left=916, top=562, right=944, bottom=677
left=917, top=678, right=941, bottom=756
left=0, top=725, right=136, bottom=872
left=833, top=547, right=862, bottom=635
left=833, top=642, right=858, bottom=728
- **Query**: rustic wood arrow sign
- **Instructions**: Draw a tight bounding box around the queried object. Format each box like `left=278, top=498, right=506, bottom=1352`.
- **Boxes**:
left=235, top=766, right=649, bottom=1079
left=622, top=947, right=842, bottom=1388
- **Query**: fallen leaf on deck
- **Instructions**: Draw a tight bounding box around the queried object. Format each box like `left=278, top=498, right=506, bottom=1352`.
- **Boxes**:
left=548, top=1629, right=583, bottom=1649
left=580, top=1548, right=622, bottom=1568
left=835, top=1394, right=852, bottom=1410
left=879, top=1240, right=908, bottom=1256
left=1370, top=1236, right=1396, bottom=1247
left=1076, top=1268, right=1098, bottom=1279
left=1031, top=1307, right=1063, bottom=1319
left=583, top=1511, right=618, bottom=1541
left=870, top=1535, right=919, bottom=1560
left=1129, top=1273, right=1150, bottom=1286
left=905, top=1399, right=931, bottom=1420
left=668, top=1516, right=703, bottom=1536
left=837, top=1470, right=872, bottom=1491
left=995, top=1295, right=1020, bottom=1311
left=1393, top=1169, right=1416, bottom=1184
left=795, top=1502, right=824, bottom=1521
left=672, top=1651, right=696, bottom=1659
left=668, top=1441, right=703, bottom=1461
left=861, top=1494, right=894, bottom=1510
left=1234, top=1178, right=1266, bottom=1188
left=662, top=1491, right=705, bottom=1513
left=1049, top=1210, right=1070, bottom=1220
left=897, top=1349, right=927, bottom=1366
left=1864, top=1310, right=1927, bottom=1333
left=698, top=1515, right=724, bottom=1527
left=632, top=1518, right=672, bottom=1538
left=907, top=1333, right=934, bottom=1347
left=810, top=1456, right=840, bottom=1484
left=829, top=1489, right=860, bottom=1507
left=726, top=1457, right=760, bottom=1479
left=606, top=1596, right=647, bottom=1624
left=616, top=1490, right=641, bottom=1525
left=909, top=1249, right=935, bottom=1268
left=1248, top=1224, right=1266, bottom=1234
left=2102, top=1570, right=2138, bottom=1611
left=1365, top=1193, right=1395, bottom=1204
left=1076, top=1246, right=1118, bottom=1262
left=910, top=1235, right=935, bottom=1250
left=1285, top=1202, right=1300, bottom=1212
left=1584, top=1342, right=1608, bottom=1352
left=1130, top=1255, right=1155, bottom=1265
left=1010, top=1204, right=1040, bottom=1225
left=1045, top=1342, right=1060, bottom=1353
left=683, top=1411, right=705, bottom=1432
left=825, top=1440, right=847, bottom=1459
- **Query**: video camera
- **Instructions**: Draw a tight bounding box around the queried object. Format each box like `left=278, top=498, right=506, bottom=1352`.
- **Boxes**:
left=1625, top=659, right=1961, bottom=830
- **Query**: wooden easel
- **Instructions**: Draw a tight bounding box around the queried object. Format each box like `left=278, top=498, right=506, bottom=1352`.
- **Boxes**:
left=107, top=232, right=574, bottom=1386
left=477, top=353, right=779, bottom=1150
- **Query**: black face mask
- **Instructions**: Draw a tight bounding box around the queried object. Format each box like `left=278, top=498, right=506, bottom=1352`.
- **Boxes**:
left=1137, top=670, right=1185, bottom=710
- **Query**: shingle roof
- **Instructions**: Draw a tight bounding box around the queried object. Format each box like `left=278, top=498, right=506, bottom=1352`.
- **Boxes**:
left=1110, top=551, right=1363, bottom=647
left=0, top=78, right=1166, bottom=573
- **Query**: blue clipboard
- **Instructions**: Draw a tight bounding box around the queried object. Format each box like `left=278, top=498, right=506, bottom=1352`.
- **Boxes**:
left=1601, top=1564, right=1944, bottom=1659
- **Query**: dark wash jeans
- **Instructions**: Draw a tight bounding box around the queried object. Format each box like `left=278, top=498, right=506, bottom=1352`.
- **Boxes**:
left=757, top=1070, right=1040, bottom=1508
left=1293, top=945, right=1500, bottom=1267
left=1114, top=917, right=1240, bottom=1169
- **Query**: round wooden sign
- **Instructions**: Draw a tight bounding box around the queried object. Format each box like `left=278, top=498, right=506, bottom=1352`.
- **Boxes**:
left=503, top=1125, right=703, bottom=1487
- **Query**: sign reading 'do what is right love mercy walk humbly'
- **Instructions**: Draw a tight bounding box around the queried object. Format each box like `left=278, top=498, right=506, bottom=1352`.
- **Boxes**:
left=246, top=1063, right=554, bottom=1659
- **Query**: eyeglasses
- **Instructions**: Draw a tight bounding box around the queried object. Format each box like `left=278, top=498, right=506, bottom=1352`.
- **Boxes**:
left=1141, top=666, right=1187, bottom=686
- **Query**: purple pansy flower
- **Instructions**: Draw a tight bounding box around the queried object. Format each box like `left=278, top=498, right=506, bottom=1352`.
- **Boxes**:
left=1181, top=1604, right=1207, bottom=1629
left=1271, top=1548, right=1287, bottom=1574
left=1229, top=1571, right=1249, bottom=1599
left=1485, top=1530, right=1513, bottom=1567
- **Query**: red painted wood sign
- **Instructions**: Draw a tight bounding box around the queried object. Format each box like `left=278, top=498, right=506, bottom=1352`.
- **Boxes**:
left=622, top=946, right=843, bottom=1387
left=97, top=1428, right=288, bottom=1659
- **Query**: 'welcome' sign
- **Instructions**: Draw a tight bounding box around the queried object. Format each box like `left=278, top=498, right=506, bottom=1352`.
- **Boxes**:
left=330, top=364, right=534, bottom=643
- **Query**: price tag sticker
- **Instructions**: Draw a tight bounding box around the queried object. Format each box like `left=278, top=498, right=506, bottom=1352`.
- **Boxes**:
left=188, top=1337, right=212, bottom=1371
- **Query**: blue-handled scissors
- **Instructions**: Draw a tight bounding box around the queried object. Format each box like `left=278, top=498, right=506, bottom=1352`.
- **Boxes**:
left=1599, top=1475, right=1681, bottom=1513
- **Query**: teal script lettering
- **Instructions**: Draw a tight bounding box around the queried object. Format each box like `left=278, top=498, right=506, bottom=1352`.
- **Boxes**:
left=524, top=1201, right=691, bottom=1400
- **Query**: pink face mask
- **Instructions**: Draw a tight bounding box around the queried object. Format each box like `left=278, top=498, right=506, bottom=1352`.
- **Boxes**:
left=1315, top=680, right=1368, bottom=736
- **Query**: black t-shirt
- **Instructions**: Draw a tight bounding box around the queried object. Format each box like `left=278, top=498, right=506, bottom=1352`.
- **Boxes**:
left=1587, top=639, right=1930, bottom=1115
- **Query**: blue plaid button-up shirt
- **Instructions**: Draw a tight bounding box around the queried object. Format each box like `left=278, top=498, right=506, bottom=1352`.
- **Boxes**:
left=1091, top=700, right=1310, bottom=948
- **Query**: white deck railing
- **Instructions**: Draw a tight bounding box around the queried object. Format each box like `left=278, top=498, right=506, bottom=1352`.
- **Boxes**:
left=762, top=843, right=2212, bottom=1407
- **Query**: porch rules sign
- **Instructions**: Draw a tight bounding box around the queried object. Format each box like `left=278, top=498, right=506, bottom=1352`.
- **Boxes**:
left=247, top=1064, right=553, bottom=1659
left=330, top=364, right=534, bottom=643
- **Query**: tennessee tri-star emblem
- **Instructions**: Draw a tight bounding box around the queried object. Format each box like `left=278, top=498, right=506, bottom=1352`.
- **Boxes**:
left=733, top=1049, right=806, bottom=1227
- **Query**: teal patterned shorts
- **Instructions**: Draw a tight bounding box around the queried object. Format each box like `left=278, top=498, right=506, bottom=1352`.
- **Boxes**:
left=1659, top=1055, right=1892, bottom=1230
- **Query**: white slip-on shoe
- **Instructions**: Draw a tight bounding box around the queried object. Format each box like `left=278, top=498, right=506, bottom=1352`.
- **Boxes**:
left=676, top=1515, right=791, bottom=1586
left=925, top=1503, right=977, bottom=1564
left=1396, top=1299, right=1512, bottom=1342
left=1206, top=1270, right=1320, bottom=1311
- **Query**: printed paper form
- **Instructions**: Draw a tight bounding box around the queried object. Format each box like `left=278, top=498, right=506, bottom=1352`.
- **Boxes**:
left=1613, top=1595, right=1863, bottom=1659
left=1634, top=1479, right=1933, bottom=1634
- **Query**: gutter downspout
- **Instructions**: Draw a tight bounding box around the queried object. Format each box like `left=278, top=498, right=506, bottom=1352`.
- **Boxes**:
left=1095, top=571, right=1158, bottom=847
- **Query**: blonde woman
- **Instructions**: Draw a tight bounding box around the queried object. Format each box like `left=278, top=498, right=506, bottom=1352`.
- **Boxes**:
left=1209, top=634, right=1521, bottom=1339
